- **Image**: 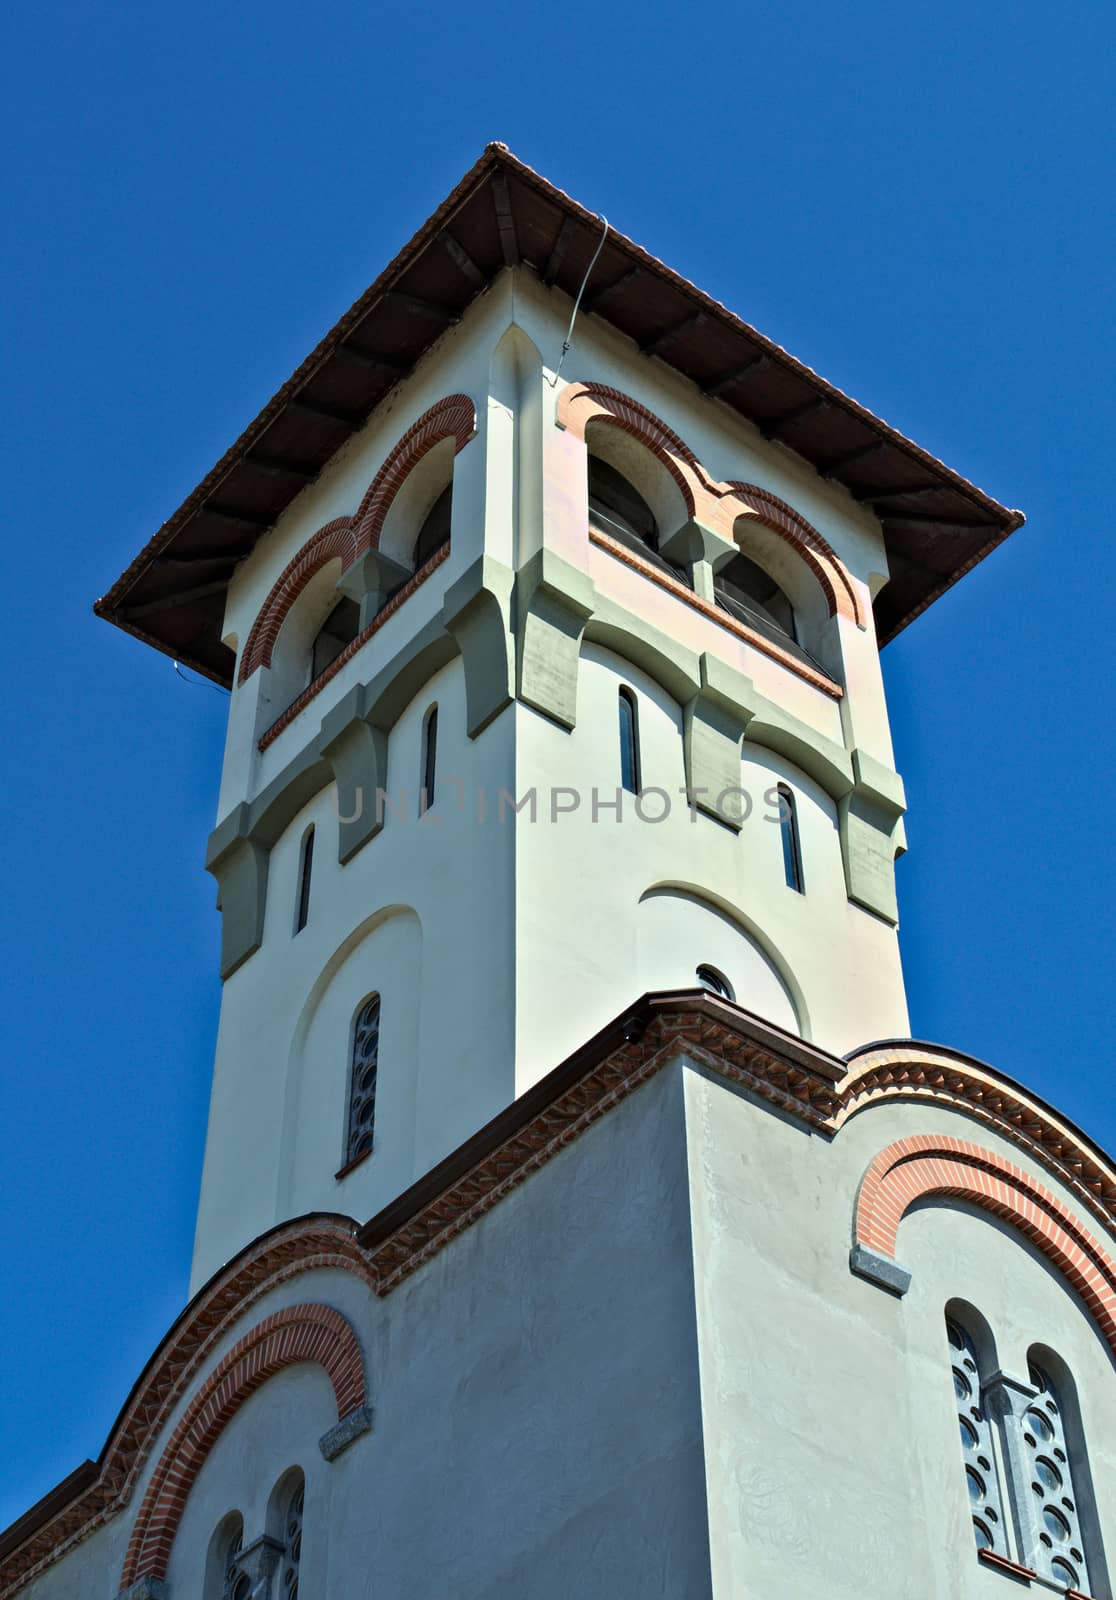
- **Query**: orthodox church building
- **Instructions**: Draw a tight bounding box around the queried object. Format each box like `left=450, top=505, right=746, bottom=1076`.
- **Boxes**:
left=3, top=145, right=1113, bottom=1599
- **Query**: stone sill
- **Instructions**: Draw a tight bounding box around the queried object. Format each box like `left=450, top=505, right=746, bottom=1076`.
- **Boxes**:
left=977, top=1546, right=1095, bottom=1598
left=334, top=1148, right=373, bottom=1182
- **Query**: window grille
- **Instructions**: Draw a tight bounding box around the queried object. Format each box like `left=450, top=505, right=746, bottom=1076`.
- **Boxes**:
left=1023, top=1363, right=1091, bottom=1594
left=946, top=1317, right=1008, bottom=1557
left=277, top=1479, right=304, bottom=1600
left=346, top=996, right=381, bottom=1164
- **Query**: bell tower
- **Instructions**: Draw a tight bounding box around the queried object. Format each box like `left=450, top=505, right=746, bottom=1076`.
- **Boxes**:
left=92, top=149, right=1022, bottom=1294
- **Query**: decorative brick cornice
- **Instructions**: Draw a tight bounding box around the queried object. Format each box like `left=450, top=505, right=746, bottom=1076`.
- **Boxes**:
left=120, top=1304, right=365, bottom=1589
left=853, top=1134, right=1116, bottom=1355
left=560, top=381, right=864, bottom=627
left=589, top=527, right=843, bottom=699
left=350, top=394, right=476, bottom=556
left=362, top=1006, right=838, bottom=1294
left=5, top=1003, right=1115, bottom=1596
left=0, top=1218, right=371, bottom=1597
left=834, top=1042, right=1116, bottom=1237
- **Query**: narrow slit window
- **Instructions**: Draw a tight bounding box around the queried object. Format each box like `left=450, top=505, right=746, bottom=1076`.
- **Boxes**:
left=420, top=705, right=438, bottom=814
left=345, top=995, right=380, bottom=1166
left=946, top=1316, right=1008, bottom=1559
left=294, top=826, right=314, bottom=934
left=777, top=784, right=804, bottom=893
left=619, top=688, right=640, bottom=795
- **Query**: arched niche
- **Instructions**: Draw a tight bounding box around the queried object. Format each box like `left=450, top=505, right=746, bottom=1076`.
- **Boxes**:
left=945, top=1296, right=1001, bottom=1378
left=202, top=1509, right=244, bottom=1600
left=377, top=434, right=457, bottom=568
left=637, top=884, right=803, bottom=1036
left=584, top=417, right=690, bottom=550
left=278, top=905, right=423, bottom=1213
left=130, top=1305, right=364, bottom=1593
left=258, top=556, right=347, bottom=730
left=728, top=511, right=840, bottom=677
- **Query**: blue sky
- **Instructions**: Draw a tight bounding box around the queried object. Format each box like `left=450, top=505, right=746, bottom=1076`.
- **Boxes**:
left=1, top=0, right=1114, bottom=1528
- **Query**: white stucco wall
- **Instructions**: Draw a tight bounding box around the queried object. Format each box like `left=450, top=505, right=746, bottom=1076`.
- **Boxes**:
left=193, top=654, right=517, bottom=1288
left=194, top=266, right=909, bottom=1287
left=512, top=644, right=906, bottom=1086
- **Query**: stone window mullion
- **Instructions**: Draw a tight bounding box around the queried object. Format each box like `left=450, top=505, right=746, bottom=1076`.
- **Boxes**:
left=983, top=1371, right=1043, bottom=1571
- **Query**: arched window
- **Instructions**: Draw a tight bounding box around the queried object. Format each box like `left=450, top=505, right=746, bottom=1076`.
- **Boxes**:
left=414, top=484, right=452, bottom=569
left=224, top=1537, right=248, bottom=1600
left=294, top=825, right=314, bottom=935
left=946, top=1315, right=1008, bottom=1558
left=420, top=705, right=438, bottom=815
left=588, top=455, right=691, bottom=587
left=776, top=784, right=804, bottom=893
left=714, top=548, right=830, bottom=674
left=277, top=1475, right=304, bottom=1600
left=205, top=1514, right=245, bottom=1600
left=714, top=550, right=797, bottom=643
left=345, top=995, right=380, bottom=1165
left=223, top=1523, right=248, bottom=1600
left=696, top=965, right=734, bottom=1001
left=618, top=687, right=640, bottom=794
left=310, top=597, right=361, bottom=684
left=1023, top=1360, right=1094, bottom=1594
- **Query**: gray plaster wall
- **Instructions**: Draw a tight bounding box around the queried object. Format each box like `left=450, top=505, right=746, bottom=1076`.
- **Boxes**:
left=18, top=1059, right=1115, bottom=1600
left=684, top=1069, right=1116, bottom=1600
left=25, top=1063, right=711, bottom=1600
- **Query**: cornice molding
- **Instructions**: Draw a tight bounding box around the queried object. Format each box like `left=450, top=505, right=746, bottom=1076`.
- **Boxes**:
left=3, top=999, right=1112, bottom=1596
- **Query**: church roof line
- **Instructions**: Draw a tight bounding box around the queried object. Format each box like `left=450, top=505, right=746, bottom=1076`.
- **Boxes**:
left=3, top=992, right=1112, bottom=1598
left=93, top=143, right=1024, bottom=686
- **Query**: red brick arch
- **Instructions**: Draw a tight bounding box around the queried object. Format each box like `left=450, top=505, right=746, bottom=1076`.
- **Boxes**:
left=120, top=1303, right=366, bottom=1589
left=854, top=1135, right=1116, bottom=1356
left=558, top=381, right=863, bottom=626
left=558, top=382, right=700, bottom=516
left=350, top=392, right=476, bottom=557
left=238, top=516, right=355, bottom=684
left=724, top=481, right=865, bottom=625
left=236, top=394, right=476, bottom=687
